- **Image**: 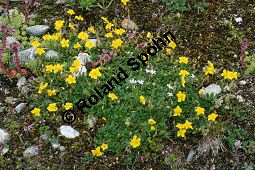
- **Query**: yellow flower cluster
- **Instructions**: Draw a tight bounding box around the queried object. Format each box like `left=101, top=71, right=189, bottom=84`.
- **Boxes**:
left=91, top=143, right=108, bottom=157
left=45, top=64, right=63, bottom=73
left=221, top=69, right=238, bottom=80
left=204, top=61, right=216, bottom=75
left=176, top=120, right=193, bottom=138
left=148, top=118, right=156, bottom=131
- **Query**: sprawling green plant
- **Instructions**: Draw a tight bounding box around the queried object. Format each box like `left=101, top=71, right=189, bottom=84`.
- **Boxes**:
left=162, top=0, right=208, bottom=13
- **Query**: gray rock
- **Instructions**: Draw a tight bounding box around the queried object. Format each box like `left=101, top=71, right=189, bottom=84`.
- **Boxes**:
left=1, top=147, right=9, bottom=155
left=87, top=116, right=97, bottom=128
left=204, top=84, right=221, bottom=96
left=52, top=142, right=61, bottom=149
left=121, top=19, right=139, bottom=30
left=60, top=125, right=80, bottom=139
left=21, top=86, right=30, bottom=95
left=23, top=145, right=39, bottom=157
left=0, top=107, right=3, bottom=113
left=0, top=128, right=9, bottom=144
left=6, top=36, right=18, bottom=46
left=4, top=96, right=17, bottom=105
left=56, top=0, right=66, bottom=4
left=186, top=149, right=196, bottom=162
left=40, top=134, right=48, bottom=141
left=3, top=9, right=19, bottom=16
left=26, top=25, right=49, bottom=36
left=59, top=146, right=65, bottom=151
left=45, top=50, right=59, bottom=59
left=15, top=103, right=27, bottom=113
left=17, top=77, right=27, bottom=88
left=18, top=47, right=36, bottom=65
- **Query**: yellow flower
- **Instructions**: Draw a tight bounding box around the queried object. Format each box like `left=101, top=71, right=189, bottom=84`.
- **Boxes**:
left=169, top=40, right=176, bottom=49
left=102, top=117, right=107, bottom=121
left=221, top=70, right=238, bottom=80
left=51, top=32, right=61, bottom=40
left=108, top=93, right=118, bottom=100
left=130, top=135, right=141, bottom=148
left=75, top=15, right=84, bottom=21
left=101, top=143, right=108, bottom=151
left=85, top=41, right=95, bottom=49
left=61, top=38, right=69, bottom=48
left=146, top=32, right=152, bottom=39
left=35, top=48, right=45, bottom=55
left=91, top=146, right=103, bottom=157
left=105, top=32, right=113, bottom=38
left=67, top=9, right=75, bottom=15
left=78, top=32, right=89, bottom=41
left=105, top=22, right=114, bottom=30
left=176, top=91, right=186, bottom=102
left=38, top=82, right=48, bottom=94
left=45, top=65, right=54, bottom=73
left=173, top=105, right=182, bottom=116
left=148, top=118, right=156, bottom=125
left=208, top=112, right=218, bottom=121
left=65, top=75, right=76, bottom=84
left=176, top=123, right=185, bottom=129
left=183, top=120, right=193, bottom=129
left=72, top=60, right=82, bottom=68
left=177, top=129, right=186, bottom=138
left=64, top=102, right=73, bottom=110
left=53, top=64, right=63, bottom=73
left=198, top=88, right=205, bottom=96
left=150, top=126, right=156, bottom=131
left=114, top=28, right=126, bottom=35
left=89, top=68, right=102, bottom=79
left=139, top=95, right=146, bottom=105
left=204, top=61, right=216, bottom=75
left=54, top=20, right=64, bottom=31
left=88, top=26, right=96, bottom=34
left=42, top=34, right=52, bottom=41
left=69, top=67, right=78, bottom=74
left=31, top=40, right=40, bottom=47
left=101, top=16, right=109, bottom=23
left=181, top=76, right=186, bottom=87
left=179, top=70, right=190, bottom=77
left=47, top=89, right=56, bottom=96
left=195, top=106, right=205, bottom=116
left=111, top=38, right=123, bottom=49
left=47, top=103, right=58, bottom=112
left=73, top=42, right=81, bottom=49
left=179, top=56, right=189, bottom=64
left=68, top=23, right=76, bottom=30
left=121, top=0, right=129, bottom=5
left=31, top=108, right=40, bottom=116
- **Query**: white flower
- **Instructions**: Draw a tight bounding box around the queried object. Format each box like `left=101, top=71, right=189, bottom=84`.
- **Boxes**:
left=239, top=80, right=246, bottom=85
left=129, top=79, right=137, bottom=84
left=236, top=95, right=245, bottom=103
left=167, top=84, right=174, bottom=89
left=167, top=92, right=173, bottom=97
left=191, top=74, right=195, bottom=78
left=145, top=69, right=156, bottom=75
left=137, top=80, right=144, bottom=84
